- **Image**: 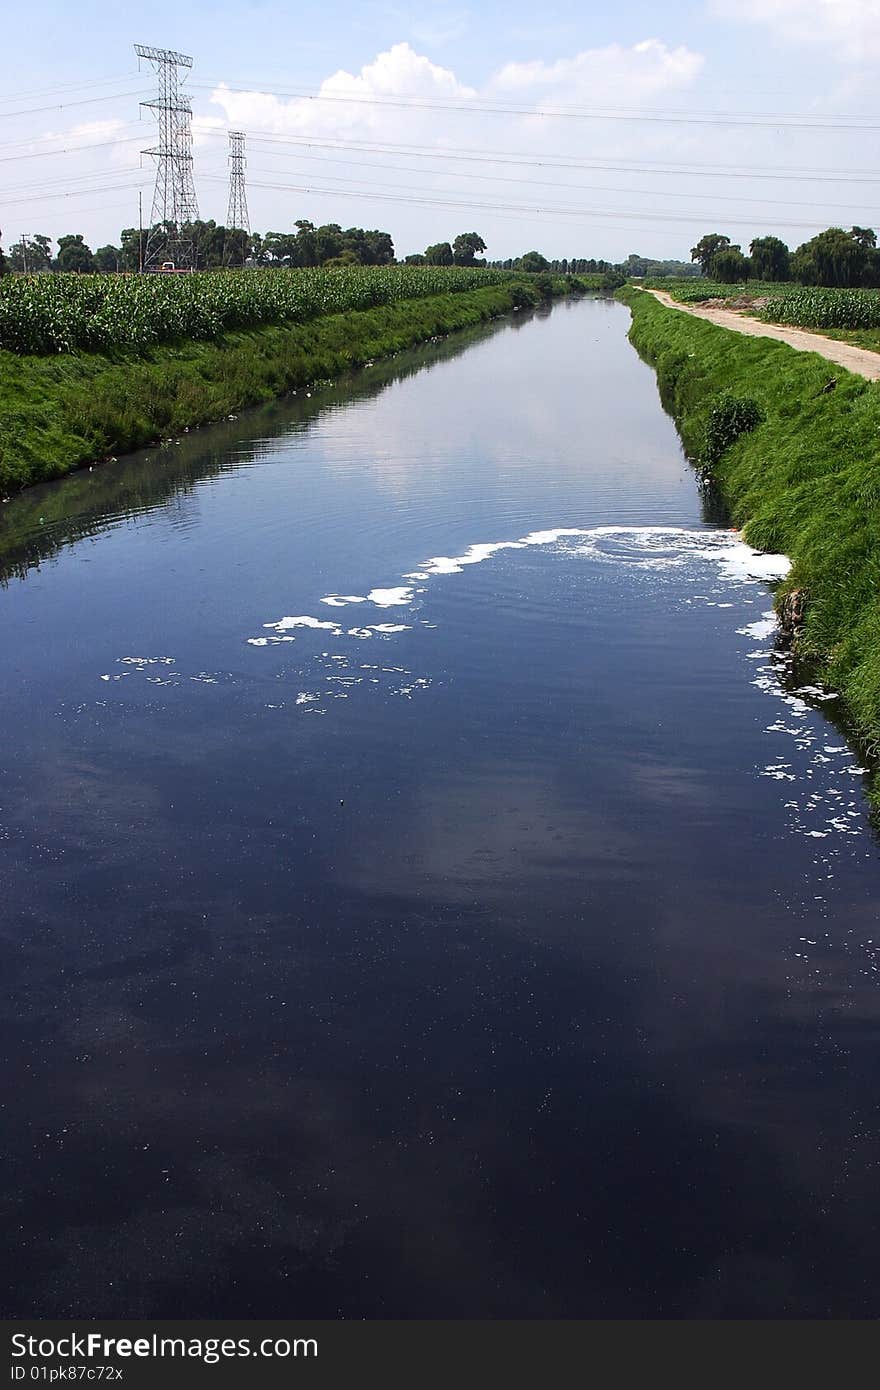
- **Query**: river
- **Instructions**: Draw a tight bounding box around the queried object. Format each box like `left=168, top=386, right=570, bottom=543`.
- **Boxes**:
left=2, top=296, right=879, bottom=1318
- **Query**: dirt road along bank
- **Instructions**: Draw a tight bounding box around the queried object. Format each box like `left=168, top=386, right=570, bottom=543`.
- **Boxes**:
left=641, top=288, right=880, bottom=383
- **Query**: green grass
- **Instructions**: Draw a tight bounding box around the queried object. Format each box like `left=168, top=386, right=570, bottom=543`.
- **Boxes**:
left=0, top=278, right=566, bottom=495
left=622, top=286, right=880, bottom=752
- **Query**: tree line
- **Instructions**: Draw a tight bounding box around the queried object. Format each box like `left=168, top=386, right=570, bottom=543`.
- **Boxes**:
left=0, top=226, right=652, bottom=280
left=691, top=227, right=880, bottom=287
left=0, top=221, right=397, bottom=274
left=0, top=224, right=497, bottom=275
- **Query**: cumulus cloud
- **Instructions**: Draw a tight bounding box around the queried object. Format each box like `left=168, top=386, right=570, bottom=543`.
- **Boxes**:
left=206, top=42, right=477, bottom=140
left=490, top=38, right=704, bottom=100
left=198, top=38, right=708, bottom=253
left=711, top=0, right=880, bottom=62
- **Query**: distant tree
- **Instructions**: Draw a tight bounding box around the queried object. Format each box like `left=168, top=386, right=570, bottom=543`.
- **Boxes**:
left=55, top=234, right=95, bottom=273
left=315, top=223, right=344, bottom=264
left=691, top=233, right=730, bottom=277
left=117, top=228, right=142, bottom=272
left=293, top=220, right=318, bottom=266
left=95, top=244, right=124, bottom=273
left=404, top=253, right=426, bottom=264
left=323, top=249, right=360, bottom=268
left=748, top=236, right=790, bottom=282
left=850, top=226, right=877, bottom=249
left=425, top=241, right=454, bottom=265
left=221, top=227, right=249, bottom=268
left=516, top=250, right=550, bottom=273
left=622, top=253, right=649, bottom=277
left=340, top=227, right=394, bottom=265
left=9, top=234, right=53, bottom=272
left=0, top=230, right=8, bottom=277
left=452, top=232, right=487, bottom=266
left=601, top=269, right=627, bottom=292
left=261, top=231, right=297, bottom=266
left=33, top=235, right=53, bottom=268
left=360, top=230, right=394, bottom=265
left=712, top=247, right=751, bottom=282
left=793, top=227, right=870, bottom=287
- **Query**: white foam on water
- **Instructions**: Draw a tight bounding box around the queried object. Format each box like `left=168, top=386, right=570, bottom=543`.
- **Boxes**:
left=118, top=656, right=175, bottom=666
left=738, top=613, right=778, bottom=640
left=320, top=586, right=413, bottom=608
left=367, top=587, right=413, bottom=607
left=268, top=615, right=343, bottom=634
left=244, top=524, right=873, bottom=860
left=741, top=634, right=871, bottom=852
left=253, top=526, right=791, bottom=655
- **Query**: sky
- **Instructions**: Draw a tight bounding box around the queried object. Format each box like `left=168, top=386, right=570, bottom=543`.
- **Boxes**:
left=1, top=0, right=879, bottom=263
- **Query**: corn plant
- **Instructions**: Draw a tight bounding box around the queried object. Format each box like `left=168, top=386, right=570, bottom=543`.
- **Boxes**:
left=0, top=266, right=516, bottom=356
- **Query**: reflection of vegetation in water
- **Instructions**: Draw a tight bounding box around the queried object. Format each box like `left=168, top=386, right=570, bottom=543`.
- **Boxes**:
left=0, top=313, right=515, bottom=587
left=0, top=283, right=546, bottom=494
left=624, top=285, right=880, bottom=756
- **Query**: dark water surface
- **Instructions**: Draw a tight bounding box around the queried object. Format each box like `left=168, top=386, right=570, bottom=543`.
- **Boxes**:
left=2, top=299, right=880, bottom=1318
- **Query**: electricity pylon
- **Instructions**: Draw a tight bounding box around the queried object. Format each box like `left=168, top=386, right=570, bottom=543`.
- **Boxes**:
left=135, top=44, right=200, bottom=271
left=225, top=131, right=250, bottom=267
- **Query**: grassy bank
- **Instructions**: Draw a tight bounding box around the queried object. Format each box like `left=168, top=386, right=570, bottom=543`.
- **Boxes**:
left=623, top=287, right=880, bottom=750
left=0, top=279, right=560, bottom=495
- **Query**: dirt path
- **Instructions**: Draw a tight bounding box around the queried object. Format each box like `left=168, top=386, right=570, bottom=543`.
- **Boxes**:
left=641, top=288, right=880, bottom=383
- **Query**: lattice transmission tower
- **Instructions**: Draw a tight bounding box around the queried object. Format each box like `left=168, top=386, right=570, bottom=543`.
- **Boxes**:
left=134, top=44, right=200, bottom=271
left=225, top=131, right=250, bottom=266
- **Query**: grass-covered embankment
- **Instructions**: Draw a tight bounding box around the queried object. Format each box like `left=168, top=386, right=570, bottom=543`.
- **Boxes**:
left=0, top=278, right=553, bottom=495
left=623, top=287, right=880, bottom=750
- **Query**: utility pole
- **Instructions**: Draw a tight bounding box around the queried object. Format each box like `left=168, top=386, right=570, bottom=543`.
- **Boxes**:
left=225, top=130, right=250, bottom=268
left=19, top=234, right=29, bottom=273
left=134, top=43, right=200, bottom=271
left=138, top=190, right=144, bottom=273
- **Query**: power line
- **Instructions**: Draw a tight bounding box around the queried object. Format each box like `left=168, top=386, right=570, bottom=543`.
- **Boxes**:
left=0, top=134, right=145, bottom=165
left=0, top=180, right=148, bottom=209
left=198, top=127, right=880, bottom=188
left=209, top=171, right=867, bottom=233
left=192, top=79, right=880, bottom=132
left=0, top=89, right=150, bottom=121
left=0, top=73, right=140, bottom=107
left=230, top=144, right=880, bottom=215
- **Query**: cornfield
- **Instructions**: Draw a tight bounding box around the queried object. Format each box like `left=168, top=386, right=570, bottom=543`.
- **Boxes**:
left=761, top=288, right=880, bottom=330
left=0, top=266, right=515, bottom=356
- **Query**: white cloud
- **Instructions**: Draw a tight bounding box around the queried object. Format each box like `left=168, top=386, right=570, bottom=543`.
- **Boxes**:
left=197, top=38, right=711, bottom=256
left=711, top=0, right=880, bottom=61
left=490, top=38, right=704, bottom=100
left=206, top=42, right=476, bottom=140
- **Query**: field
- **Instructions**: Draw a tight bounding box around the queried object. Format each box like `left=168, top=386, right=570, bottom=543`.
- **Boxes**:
left=760, top=287, right=880, bottom=330
left=640, top=278, right=782, bottom=303
left=0, top=265, right=516, bottom=356
left=640, top=277, right=880, bottom=354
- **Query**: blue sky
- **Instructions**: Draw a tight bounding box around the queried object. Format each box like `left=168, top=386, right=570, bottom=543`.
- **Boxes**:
left=2, top=1, right=878, bottom=262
